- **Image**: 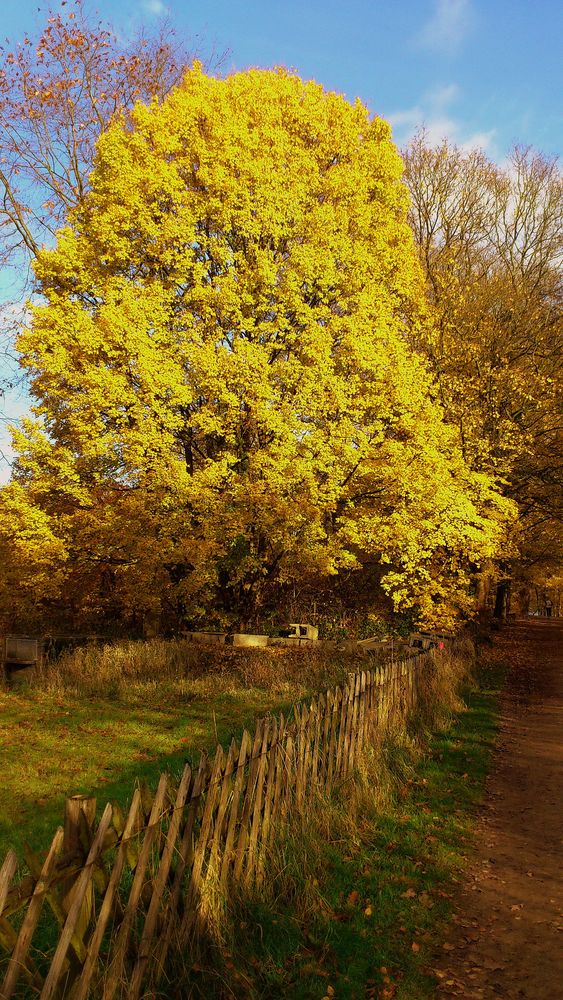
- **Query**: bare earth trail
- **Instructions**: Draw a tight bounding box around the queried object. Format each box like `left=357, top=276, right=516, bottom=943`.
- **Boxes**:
left=434, top=618, right=563, bottom=1000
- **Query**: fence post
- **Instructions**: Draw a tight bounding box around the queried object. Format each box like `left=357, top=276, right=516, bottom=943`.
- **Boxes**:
left=62, top=794, right=97, bottom=922
left=64, top=795, right=97, bottom=857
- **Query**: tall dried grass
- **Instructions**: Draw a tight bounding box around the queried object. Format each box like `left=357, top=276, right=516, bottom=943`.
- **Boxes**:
left=221, top=639, right=471, bottom=997
left=231, top=639, right=476, bottom=931
left=36, top=636, right=370, bottom=703
left=413, top=638, right=475, bottom=731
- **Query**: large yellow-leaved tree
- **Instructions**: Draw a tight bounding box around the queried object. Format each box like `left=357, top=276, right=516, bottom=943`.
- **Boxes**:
left=2, top=67, right=514, bottom=631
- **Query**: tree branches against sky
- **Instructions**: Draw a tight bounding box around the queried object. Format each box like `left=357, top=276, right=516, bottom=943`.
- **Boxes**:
left=2, top=0, right=561, bottom=159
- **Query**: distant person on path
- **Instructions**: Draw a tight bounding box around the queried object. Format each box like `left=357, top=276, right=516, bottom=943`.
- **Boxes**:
left=545, top=598, right=553, bottom=617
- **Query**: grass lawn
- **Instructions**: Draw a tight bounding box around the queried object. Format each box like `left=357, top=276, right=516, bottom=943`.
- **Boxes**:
left=1, top=637, right=505, bottom=1000
left=0, top=685, right=284, bottom=859
left=0, top=640, right=355, bottom=860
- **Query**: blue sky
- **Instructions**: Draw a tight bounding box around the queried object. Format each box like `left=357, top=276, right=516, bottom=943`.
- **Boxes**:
left=3, top=0, right=562, bottom=158
left=0, top=0, right=562, bottom=479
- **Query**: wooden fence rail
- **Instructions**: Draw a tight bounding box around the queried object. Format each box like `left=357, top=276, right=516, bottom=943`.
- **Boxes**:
left=0, top=650, right=436, bottom=999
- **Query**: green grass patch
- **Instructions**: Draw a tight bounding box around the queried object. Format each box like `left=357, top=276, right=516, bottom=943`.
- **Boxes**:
left=0, top=639, right=357, bottom=860
left=1, top=638, right=505, bottom=999
left=0, top=684, right=286, bottom=859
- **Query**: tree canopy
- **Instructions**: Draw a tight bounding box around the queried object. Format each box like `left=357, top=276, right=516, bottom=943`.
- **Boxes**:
left=0, top=0, right=216, bottom=267
left=0, top=0, right=220, bottom=416
left=404, top=135, right=562, bottom=597
left=0, top=66, right=514, bottom=632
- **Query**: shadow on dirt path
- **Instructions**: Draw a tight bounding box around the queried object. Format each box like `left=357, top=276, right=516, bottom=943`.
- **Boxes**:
left=434, top=618, right=563, bottom=1000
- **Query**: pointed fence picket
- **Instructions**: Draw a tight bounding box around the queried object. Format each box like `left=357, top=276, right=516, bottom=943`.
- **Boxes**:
left=0, top=646, right=441, bottom=998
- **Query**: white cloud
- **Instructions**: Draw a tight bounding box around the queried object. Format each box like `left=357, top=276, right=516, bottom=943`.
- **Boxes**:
left=415, top=0, right=474, bottom=56
left=429, top=83, right=460, bottom=108
left=387, top=83, right=496, bottom=153
left=0, top=301, right=31, bottom=484
left=141, top=0, right=168, bottom=16
left=459, top=131, right=496, bottom=153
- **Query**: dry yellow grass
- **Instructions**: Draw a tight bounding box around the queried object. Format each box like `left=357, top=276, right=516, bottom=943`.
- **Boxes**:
left=37, top=636, right=372, bottom=703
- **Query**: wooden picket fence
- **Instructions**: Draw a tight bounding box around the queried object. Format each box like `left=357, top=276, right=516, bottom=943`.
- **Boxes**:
left=0, top=651, right=434, bottom=999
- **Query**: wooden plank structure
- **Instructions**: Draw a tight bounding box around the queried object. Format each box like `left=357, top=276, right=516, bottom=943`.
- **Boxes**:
left=0, top=648, right=441, bottom=998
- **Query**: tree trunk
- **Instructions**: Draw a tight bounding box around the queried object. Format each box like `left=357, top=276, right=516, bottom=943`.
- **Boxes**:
left=493, top=580, right=510, bottom=620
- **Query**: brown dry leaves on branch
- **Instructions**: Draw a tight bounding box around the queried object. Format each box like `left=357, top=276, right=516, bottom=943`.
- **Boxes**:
left=0, top=0, right=223, bottom=266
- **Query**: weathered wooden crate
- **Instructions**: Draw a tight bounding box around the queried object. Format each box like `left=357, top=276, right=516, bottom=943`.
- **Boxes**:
left=408, top=632, right=435, bottom=651
left=231, top=633, right=269, bottom=647
left=186, top=631, right=227, bottom=645
left=288, top=623, right=319, bottom=641
left=3, top=636, right=42, bottom=668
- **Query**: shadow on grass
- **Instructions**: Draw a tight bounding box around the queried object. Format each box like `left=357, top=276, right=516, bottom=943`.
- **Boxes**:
left=0, top=686, right=296, bottom=860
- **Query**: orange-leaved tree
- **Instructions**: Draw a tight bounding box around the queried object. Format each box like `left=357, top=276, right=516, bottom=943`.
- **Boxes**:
left=0, top=0, right=223, bottom=411
left=0, top=0, right=220, bottom=264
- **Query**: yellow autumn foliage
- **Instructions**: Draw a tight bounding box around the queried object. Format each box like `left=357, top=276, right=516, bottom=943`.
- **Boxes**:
left=6, top=67, right=515, bottom=630
left=404, top=137, right=562, bottom=571
left=0, top=481, right=67, bottom=628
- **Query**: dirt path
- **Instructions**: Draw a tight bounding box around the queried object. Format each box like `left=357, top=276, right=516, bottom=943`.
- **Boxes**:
left=434, top=618, right=563, bottom=1000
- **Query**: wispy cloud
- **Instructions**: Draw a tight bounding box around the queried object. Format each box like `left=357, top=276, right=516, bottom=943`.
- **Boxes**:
left=388, top=83, right=496, bottom=153
left=414, top=0, right=474, bottom=56
left=141, top=0, right=168, bottom=16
